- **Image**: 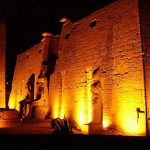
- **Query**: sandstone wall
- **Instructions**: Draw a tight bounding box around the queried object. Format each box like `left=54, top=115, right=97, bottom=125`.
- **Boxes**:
left=49, top=0, right=146, bottom=135
left=9, top=34, right=60, bottom=119
left=9, top=42, right=45, bottom=110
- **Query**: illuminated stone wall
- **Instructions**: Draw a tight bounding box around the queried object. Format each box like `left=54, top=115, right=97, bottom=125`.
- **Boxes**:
left=9, top=34, right=60, bottom=119
left=49, top=0, right=146, bottom=135
left=0, top=19, right=6, bottom=108
left=139, top=0, right=150, bottom=135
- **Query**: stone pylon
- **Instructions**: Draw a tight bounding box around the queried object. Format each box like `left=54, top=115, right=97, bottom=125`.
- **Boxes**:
left=0, top=19, right=6, bottom=108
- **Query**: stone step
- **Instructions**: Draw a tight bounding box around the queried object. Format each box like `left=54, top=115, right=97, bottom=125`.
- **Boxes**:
left=0, top=109, right=20, bottom=128
left=0, top=109, right=19, bottom=119
left=22, top=119, right=51, bottom=127
left=0, top=119, right=21, bottom=128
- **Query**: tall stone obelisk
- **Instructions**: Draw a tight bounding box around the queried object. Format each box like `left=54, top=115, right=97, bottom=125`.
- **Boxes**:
left=0, top=19, right=6, bottom=108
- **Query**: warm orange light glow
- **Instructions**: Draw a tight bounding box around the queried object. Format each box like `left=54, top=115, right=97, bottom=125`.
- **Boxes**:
left=103, top=117, right=110, bottom=129
left=9, top=80, right=26, bottom=111
left=60, top=99, right=65, bottom=119
left=86, top=68, right=93, bottom=123
left=76, top=104, right=89, bottom=134
left=74, top=88, right=89, bottom=133
left=113, top=79, right=146, bottom=136
left=80, top=125, right=89, bottom=134
left=75, top=97, right=85, bottom=127
left=60, top=71, right=66, bottom=119
left=118, top=105, right=146, bottom=135
left=53, top=98, right=59, bottom=118
left=121, top=114, right=140, bottom=134
left=73, top=68, right=93, bottom=134
left=8, top=96, right=16, bottom=109
left=8, top=101, right=15, bottom=109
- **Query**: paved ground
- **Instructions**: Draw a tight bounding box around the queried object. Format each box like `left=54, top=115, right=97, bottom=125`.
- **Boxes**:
left=0, top=118, right=82, bottom=134
left=0, top=119, right=52, bottom=134
left=0, top=119, right=149, bottom=150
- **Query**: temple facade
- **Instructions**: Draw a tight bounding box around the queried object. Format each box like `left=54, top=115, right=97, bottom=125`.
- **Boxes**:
left=9, top=0, right=150, bottom=136
left=9, top=33, right=60, bottom=119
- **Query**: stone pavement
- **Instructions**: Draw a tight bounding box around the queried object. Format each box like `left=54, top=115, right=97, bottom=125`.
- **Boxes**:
left=0, top=118, right=122, bottom=135
left=0, top=119, right=51, bottom=134
left=0, top=118, right=149, bottom=150
left=0, top=118, right=82, bottom=134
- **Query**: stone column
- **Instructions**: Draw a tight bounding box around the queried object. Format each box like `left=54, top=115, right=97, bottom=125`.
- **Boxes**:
left=0, top=19, right=6, bottom=108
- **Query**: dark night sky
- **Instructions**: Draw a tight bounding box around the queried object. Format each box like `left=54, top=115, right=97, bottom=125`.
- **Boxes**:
left=0, top=0, right=115, bottom=84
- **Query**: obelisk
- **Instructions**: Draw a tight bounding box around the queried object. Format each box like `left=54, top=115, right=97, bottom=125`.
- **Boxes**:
left=0, top=19, right=6, bottom=108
